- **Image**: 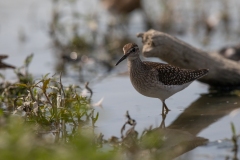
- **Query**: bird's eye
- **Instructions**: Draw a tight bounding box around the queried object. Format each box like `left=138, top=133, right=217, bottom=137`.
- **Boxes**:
left=132, top=48, right=136, bottom=52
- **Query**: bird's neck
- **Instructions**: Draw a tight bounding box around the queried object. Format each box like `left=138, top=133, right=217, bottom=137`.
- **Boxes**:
left=127, top=56, right=143, bottom=71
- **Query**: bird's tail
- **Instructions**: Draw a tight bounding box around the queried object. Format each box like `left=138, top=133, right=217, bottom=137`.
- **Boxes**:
left=194, top=69, right=209, bottom=79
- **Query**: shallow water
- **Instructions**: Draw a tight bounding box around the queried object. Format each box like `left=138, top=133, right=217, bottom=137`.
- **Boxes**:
left=1, top=0, right=240, bottom=159
left=92, top=74, right=240, bottom=155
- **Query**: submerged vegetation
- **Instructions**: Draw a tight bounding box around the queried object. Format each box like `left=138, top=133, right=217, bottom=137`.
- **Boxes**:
left=0, top=55, right=110, bottom=159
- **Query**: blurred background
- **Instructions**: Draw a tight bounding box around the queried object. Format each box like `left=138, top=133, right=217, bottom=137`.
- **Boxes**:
left=1, top=0, right=240, bottom=81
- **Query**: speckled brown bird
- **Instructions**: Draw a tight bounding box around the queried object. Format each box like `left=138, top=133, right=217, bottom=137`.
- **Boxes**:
left=116, top=43, right=209, bottom=114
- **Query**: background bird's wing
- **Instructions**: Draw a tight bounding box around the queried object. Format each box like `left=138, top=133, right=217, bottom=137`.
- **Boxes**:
left=143, top=61, right=208, bottom=85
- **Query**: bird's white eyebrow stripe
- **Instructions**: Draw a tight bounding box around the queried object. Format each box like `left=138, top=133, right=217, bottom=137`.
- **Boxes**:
left=128, top=47, right=138, bottom=53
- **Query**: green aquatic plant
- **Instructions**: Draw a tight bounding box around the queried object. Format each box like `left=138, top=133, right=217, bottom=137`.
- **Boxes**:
left=0, top=115, right=116, bottom=160
left=0, top=54, right=118, bottom=160
left=230, top=122, right=239, bottom=158
left=0, top=54, right=99, bottom=139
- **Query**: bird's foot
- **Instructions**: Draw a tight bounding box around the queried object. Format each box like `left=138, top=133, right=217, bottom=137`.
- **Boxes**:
left=160, top=110, right=168, bottom=128
left=164, top=106, right=171, bottom=112
left=161, top=109, right=169, bottom=116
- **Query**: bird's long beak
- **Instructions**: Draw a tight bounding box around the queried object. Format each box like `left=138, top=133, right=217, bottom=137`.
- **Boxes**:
left=115, top=54, right=128, bottom=66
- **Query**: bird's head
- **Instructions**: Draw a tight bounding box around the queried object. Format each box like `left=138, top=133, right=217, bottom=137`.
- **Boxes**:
left=116, top=43, right=140, bottom=66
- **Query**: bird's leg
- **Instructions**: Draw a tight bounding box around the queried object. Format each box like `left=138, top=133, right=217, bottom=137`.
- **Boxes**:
left=163, top=100, right=170, bottom=113
left=161, top=101, right=165, bottom=115
left=159, top=111, right=167, bottom=128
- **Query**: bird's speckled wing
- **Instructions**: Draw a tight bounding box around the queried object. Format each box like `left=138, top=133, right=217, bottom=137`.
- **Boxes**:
left=143, top=61, right=208, bottom=85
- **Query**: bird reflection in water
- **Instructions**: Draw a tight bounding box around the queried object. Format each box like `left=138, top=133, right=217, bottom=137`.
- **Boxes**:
left=117, top=111, right=208, bottom=160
